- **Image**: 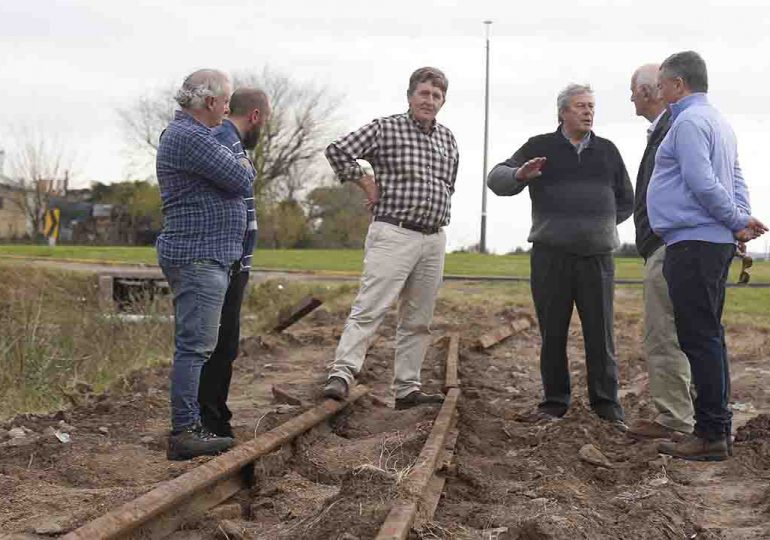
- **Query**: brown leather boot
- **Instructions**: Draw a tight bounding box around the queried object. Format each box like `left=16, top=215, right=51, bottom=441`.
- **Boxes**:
left=657, top=434, right=728, bottom=462
left=627, top=419, right=686, bottom=441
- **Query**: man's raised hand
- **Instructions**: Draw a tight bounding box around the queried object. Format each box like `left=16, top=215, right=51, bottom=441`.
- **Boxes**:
left=515, top=157, right=547, bottom=182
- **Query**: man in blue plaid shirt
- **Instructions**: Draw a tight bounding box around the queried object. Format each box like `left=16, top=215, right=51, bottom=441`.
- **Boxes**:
left=199, top=87, right=270, bottom=440
left=156, top=69, right=255, bottom=460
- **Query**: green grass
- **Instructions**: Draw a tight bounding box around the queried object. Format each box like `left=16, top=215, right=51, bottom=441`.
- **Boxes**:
left=2, top=244, right=768, bottom=283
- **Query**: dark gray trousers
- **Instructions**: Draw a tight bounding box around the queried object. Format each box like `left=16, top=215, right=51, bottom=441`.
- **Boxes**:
left=530, top=244, right=624, bottom=420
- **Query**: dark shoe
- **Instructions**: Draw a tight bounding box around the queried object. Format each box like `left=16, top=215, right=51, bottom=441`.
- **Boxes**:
left=518, top=410, right=563, bottom=423
left=395, top=391, right=445, bottom=410
left=202, top=422, right=234, bottom=439
left=607, top=419, right=629, bottom=433
left=167, top=424, right=234, bottom=461
left=658, top=434, right=728, bottom=462
left=322, top=377, right=348, bottom=401
left=627, top=419, right=686, bottom=441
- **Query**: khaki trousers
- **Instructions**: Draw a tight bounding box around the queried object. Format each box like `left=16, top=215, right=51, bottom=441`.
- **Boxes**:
left=643, top=245, right=695, bottom=433
left=329, top=221, right=446, bottom=398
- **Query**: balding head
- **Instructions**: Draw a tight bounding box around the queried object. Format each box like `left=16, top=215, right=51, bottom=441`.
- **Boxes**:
left=632, top=64, right=660, bottom=91
left=226, top=87, right=271, bottom=150
left=630, top=63, right=665, bottom=122
left=229, top=88, right=270, bottom=118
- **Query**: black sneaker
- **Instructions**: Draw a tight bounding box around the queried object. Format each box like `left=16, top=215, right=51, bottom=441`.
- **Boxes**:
left=167, top=423, right=234, bottom=461
left=202, top=422, right=235, bottom=439
left=322, top=377, right=349, bottom=401
left=395, top=391, right=445, bottom=410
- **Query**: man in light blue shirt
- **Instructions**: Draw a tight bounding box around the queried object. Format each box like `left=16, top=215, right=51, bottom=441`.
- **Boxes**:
left=647, top=51, right=767, bottom=461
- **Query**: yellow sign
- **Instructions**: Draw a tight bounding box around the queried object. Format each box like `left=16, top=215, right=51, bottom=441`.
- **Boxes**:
left=43, top=208, right=60, bottom=240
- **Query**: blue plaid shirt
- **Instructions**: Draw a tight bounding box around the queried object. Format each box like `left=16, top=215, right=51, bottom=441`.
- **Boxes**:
left=211, top=119, right=257, bottom=272
left=156, top=110, right=254, bottom=266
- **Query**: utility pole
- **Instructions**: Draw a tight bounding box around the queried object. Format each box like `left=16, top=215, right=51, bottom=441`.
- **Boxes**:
left=480, top=20, right=492, bottom=254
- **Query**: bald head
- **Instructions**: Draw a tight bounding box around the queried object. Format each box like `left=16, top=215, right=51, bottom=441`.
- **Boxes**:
left=630, top=63, right=665, bottom=122
left=632, top=64, right=660, bottom=92
left=226, top=87, right=271, bottom=150
left=229, top=88, right=270, bottom=118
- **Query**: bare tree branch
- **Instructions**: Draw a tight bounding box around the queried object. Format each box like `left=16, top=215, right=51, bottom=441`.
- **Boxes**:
left=5, top=131, right=74, bottom=237
left=118, top=67, right=342, bottom=203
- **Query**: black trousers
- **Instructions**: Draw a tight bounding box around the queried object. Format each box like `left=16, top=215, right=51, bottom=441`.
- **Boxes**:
left=663, top=241, right=734, bottom=441
left=530, top=244, right=623, bottom=420
left=198, top=265, right=250, bottom=435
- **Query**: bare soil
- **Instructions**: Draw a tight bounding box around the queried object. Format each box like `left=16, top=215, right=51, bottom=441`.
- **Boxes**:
left=1, top=283, right=769, bottom=539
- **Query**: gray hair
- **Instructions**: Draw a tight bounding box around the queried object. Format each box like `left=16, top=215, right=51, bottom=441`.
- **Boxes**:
left=632, top=64, right=660, bottom=99
left=174, top=69, right=232, bottom=110
left=660, top=51, right=708, bottom=93
left=557, top=83, right=593, bottom=122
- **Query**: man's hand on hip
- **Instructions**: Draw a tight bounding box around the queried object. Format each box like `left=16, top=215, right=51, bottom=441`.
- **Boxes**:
left=515, top=157, right=547, bottom=181
left=354, top=174, right=380, bottom=212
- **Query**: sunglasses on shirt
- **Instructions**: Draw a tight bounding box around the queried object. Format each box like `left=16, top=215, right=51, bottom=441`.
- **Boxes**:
left=738, top=254, right=753, bottom=285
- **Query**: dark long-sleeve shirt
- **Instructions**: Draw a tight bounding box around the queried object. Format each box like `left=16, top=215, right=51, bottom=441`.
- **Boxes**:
left=487, top=128, right=634, bottom=255
left=633, top=110, right=670, bottom=259
left=212, top=119, right=257, bottom=272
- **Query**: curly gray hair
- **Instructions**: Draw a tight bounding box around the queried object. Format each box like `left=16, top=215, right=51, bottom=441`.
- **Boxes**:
left=174, top=69, right=232, bottom=110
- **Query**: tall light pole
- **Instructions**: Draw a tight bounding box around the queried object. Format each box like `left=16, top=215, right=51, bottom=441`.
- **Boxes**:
left=480, top=20, right=492, bottom=254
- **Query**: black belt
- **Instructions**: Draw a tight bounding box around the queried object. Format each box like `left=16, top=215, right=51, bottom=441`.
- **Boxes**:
left=374, top=216, right=441, bottom=235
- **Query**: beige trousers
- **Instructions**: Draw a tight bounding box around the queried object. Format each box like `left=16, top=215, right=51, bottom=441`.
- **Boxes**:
left=643, top=245, right=695, bottom=433
left=329, top=221, right=446, bottom=398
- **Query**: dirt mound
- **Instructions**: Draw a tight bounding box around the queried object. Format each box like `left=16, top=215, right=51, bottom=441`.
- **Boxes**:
left=735, top=413, right=770, bottom=442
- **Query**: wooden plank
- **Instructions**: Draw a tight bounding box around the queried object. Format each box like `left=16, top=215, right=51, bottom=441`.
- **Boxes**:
left=414, top=426, right=458, bottom=528
left=477, top=324, right=513, bottom=349
left=444, top=333, right=460, bottom=391
left=271, top=296, right=322, bottom=333
left=64, top=386, right=369, bottom=540
left=477, top=318, right=531, bottom=349
left=376, top=388, right=461, bottom=540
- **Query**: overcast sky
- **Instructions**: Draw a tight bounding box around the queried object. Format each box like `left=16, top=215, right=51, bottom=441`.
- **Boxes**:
left=1, top=0, right=768, bottom=254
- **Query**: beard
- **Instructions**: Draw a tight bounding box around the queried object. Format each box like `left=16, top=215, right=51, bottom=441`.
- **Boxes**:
left=242, top=125, right=261, bottom=150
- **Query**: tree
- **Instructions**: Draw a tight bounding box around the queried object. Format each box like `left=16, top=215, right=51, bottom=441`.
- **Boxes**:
left=258, top=199, right=310, bottom=248
left=118, top=68, right=341, bottom=204
left=116, top=88, right=176, bottom=176
left=5, top=132, right=74, bottom=241
left=236, top=69, right=341, bottom=203
left=305, top=182, right=370, bottom=248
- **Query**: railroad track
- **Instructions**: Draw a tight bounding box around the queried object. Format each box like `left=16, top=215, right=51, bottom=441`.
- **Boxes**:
left=63, top=334, right=463, bottom=540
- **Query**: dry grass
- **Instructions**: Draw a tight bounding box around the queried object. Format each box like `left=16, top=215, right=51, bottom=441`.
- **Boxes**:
left=0, top=263, right=173, bottom=419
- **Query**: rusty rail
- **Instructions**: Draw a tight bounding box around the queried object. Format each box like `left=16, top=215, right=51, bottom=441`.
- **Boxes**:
left=377, top=333, right=462, bottom=540
left=376, top=388, right=461, bottom=540
left=64, top=386, right=369, bottom=540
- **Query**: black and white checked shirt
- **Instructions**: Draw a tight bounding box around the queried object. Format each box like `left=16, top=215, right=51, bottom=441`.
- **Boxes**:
left=325, top=112, right=459, bottom=228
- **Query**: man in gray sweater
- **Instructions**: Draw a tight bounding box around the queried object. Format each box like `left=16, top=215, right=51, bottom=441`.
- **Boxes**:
left=488, top=84, right=634, bottom=427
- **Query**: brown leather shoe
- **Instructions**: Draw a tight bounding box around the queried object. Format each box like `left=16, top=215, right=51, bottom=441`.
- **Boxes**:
left=395, top=391, right=445, bottom=410
left=658, top=434, right=728, bottom=462
left=628, top=419, right=687, bottom=441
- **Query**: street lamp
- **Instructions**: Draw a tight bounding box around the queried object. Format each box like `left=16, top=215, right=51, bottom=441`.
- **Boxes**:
left=480, top=20, right=492, bottom=254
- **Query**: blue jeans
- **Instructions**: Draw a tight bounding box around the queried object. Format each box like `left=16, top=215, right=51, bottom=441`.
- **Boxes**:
left=663, top=241, right=735, bottom=441
left=161, top=260, right=230, bottom=432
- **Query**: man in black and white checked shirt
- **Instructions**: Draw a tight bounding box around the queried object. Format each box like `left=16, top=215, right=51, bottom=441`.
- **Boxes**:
left=322, top=67, right=459, bottom=409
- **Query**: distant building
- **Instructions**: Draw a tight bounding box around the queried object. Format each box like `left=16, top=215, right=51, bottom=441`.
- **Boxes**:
left=0, top=181, right=30, bottom=240
left=0, top=148, right=31, bottom=239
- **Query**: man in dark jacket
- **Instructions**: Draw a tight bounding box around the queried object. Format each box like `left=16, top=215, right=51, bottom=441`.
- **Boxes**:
left=199, top=88, right=270, bottom=439
left=487, top=84, right=634, bottom=427
left=627, top=64, right=694, bottom=441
